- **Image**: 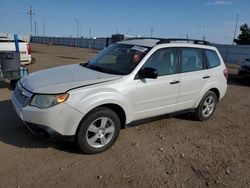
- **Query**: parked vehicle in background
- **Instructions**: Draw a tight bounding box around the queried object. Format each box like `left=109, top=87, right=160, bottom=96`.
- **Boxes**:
left=0, top=37, right=32, bottom=65
left=12, top=38, right=228, bottom=154
left=238, top=58, right=250, bottom=79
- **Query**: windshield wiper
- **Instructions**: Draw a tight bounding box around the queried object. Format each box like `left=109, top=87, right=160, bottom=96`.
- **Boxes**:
left=80, top=62, right=104, bottom=72
left=89, top=65, right=101, bottom=71
left=80, top=61, right=89, bottom=67
left=80, top=62, right=123, bottom=75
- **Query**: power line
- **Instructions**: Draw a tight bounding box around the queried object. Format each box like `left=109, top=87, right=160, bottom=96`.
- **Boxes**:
left=27, top=6, right=35, bottom=35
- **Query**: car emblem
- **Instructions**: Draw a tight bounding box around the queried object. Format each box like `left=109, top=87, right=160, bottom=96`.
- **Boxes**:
left=21, top=89, right=32, bottom=97
left=22, top=91, right=28, bottom=96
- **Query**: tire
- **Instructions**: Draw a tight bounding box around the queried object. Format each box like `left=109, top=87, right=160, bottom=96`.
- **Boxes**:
left=194, top=91, right=218, bottom=121
left=10, top=79, right=18, bottom=89
left=76, top=107, right=121, bottom=154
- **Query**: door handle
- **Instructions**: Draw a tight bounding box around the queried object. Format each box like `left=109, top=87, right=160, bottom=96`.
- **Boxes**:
left=170, top=80, right=180, bottom=84
left=203, top=75, right=210, bottom=79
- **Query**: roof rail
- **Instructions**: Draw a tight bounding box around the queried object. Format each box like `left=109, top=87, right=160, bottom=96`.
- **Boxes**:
left=121, top=37, right=211, bottom=45
left=123, top=37, right=164, bottom=41
left=157, top=38, right=211, bottom=45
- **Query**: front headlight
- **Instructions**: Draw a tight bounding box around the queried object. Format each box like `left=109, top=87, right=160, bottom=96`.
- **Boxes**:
left=30, top=93, right=69, bottom=109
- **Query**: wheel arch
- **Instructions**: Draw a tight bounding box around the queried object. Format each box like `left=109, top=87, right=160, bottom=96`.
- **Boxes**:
left=98, top=103, right=126, bottom=129
left=194, top=87, right=221, bottom=108
left=209, top=88, right=220, bottom=101
left=76, top=103, right=127, bottom=138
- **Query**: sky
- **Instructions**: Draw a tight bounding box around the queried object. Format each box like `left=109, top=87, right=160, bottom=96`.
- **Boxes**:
left=0, top=0, right=249, bottom=44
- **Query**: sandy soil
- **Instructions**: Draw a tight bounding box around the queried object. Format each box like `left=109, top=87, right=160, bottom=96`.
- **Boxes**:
left=0, top=44, right=249, bottom=188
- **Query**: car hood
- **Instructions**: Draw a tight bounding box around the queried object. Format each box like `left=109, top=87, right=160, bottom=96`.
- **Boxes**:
left=21, top=64, right=122, bottom=94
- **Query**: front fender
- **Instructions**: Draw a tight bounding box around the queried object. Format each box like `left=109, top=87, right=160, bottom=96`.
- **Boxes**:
left=67, top=88, right=134, bottom=124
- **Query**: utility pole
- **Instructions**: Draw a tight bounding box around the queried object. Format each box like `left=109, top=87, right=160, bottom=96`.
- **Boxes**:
left=27, top=6, right=35, bottom=35
left=42, top=19, right=45, bottom=44
left=42, top=19, right=45, bottom=36
left=34, top=20, right=37, bottom=36
left=74, top=18, right=79, bottom=38
left=233, top=14, right=239, bottom=45
left=150, top=27, right=154, bottom=38
left=80, top=26, right=82, bottom=37
left=89, top=28, right=92, bottom=38
left=201, top=28, right=207, bottom=41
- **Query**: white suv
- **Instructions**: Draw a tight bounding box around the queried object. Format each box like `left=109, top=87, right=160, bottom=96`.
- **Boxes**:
left=12, top=38, right=228, bottom=154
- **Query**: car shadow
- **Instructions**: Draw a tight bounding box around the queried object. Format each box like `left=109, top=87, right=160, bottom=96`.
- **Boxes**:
left=0, top=100, right=82, bottom=154
left=174, top=113, right=197, bottom=121
left=127, top=111, right=197, bottom=128
left=227, top=73, right=250, bottom=87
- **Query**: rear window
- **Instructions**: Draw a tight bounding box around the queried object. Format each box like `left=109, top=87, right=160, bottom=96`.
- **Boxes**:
left=180, top=48, right=203, bottom=72
left=205, top=50, right=221, bottom=68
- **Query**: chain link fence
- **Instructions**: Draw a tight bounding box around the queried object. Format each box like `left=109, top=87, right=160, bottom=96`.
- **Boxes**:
left=30, top=36, right=111, bottom=50
left=30, top=36, right=250, bottom=64
left=214, top=44, right=250, bottom=64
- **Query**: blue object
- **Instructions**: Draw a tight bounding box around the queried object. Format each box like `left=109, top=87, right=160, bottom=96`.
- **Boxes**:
left=20, top=67, right=28, bottom=77
left=14, top=34, right=19, bottom=52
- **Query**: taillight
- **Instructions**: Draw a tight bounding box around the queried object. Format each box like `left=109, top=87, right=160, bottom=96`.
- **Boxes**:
left=223, top=68, right=228, bottom=79
left=27, top=44, right=31, bottom=54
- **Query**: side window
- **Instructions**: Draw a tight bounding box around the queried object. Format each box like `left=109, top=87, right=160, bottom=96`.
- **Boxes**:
left=142, top=48, right=177, bottom=76
left=181, top=48, right=203, bottom=72
left=205, top=49, right=221, bottom=68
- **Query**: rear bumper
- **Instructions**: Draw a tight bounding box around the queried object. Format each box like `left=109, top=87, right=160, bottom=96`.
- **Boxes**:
left=20, top=54, right=31, bottom=65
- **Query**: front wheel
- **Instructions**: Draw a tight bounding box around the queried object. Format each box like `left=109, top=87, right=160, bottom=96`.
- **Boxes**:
left=194, top=91, right=218, bottom=121
left=10, top=79, right=18, bottom=89
left=76, top=107, right=121, bottom=154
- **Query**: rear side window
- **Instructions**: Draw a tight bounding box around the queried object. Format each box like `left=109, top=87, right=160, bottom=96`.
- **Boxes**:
left=205, top=49, right=221, bottom=68
left=180, top=48, right=203, bottom=72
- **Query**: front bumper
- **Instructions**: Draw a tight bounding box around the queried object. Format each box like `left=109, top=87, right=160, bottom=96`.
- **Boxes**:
left=11, top=92, right=84, bottom=137
left=24, top=122, right=74, bottom=141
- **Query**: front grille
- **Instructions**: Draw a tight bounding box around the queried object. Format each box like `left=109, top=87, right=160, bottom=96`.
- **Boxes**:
left=14, top=83, right=33, bottom=107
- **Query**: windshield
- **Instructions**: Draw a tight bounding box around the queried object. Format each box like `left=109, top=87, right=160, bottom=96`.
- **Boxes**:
left=81, top=43, right=150, bottom=75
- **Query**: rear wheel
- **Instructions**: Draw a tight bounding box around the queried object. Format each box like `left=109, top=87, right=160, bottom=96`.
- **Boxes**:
left=76, top=107, right=121, bottom=154
left=194, top=91, right=218, bottom=121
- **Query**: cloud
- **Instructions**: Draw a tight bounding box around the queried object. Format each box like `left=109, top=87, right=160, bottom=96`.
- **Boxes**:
left=205, top=1, right=232, bottom=5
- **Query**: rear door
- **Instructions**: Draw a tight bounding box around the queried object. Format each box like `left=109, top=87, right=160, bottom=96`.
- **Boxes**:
left=176, top=47, right=211, bottom=111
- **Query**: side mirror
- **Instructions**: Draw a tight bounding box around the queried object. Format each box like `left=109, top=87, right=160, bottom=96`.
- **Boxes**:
left=138, top=67, right=158, bottom=79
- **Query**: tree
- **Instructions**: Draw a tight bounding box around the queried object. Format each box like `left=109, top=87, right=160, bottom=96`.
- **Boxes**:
left=234, top=23, right=250, bottom=45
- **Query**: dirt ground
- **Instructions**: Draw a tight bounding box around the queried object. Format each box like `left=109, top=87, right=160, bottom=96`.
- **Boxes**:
left=0, top=44, right=249, bottom=188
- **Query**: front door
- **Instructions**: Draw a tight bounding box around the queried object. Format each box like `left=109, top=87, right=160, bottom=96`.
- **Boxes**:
left=132, top=48, right=180, bottom=120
